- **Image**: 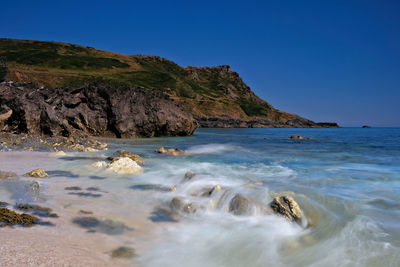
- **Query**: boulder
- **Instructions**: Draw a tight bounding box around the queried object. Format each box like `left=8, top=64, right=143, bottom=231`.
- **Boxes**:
left=228, top=194, right=254, bottom=215
left=108, top=157, right=143, bottom=174
left=107, top=149, right=143, bottom=165
left=270, top=196, right=302, bottom=223
left=24, top=168, right=48, bottom=178
left=169, top=197, right=196, bottom=214
left=200, top=185, right=221, bottom=197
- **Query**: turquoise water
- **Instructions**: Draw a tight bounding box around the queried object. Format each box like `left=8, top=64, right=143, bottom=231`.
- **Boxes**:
left=125, top=127, right=400, bottom=267
left=1, top=128, right=399, bottom=266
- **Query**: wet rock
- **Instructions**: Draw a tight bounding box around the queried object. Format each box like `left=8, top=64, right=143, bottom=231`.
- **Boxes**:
left=183, top=171, right=196, bottom=181
left=170, top=197, right=196, bottom=214
left=0, top=171, right=17, bottom=180
left=289, top=135, right=312, bottom=140
left=16, top=204, right=59, bottom=218
left=86, top=187, right=100, bottom=191
left=72, top=217, right=133, bottom=235
left=155, top=147, right=185, bottom=156
left=228, top=194, right=254, bottom=216
left=25, top=168, right=48, bottom=178
left=92, top=161, right=108, bottom=168
left=270, top=196, right=302, bottom=223
left=29, top=181, right=40, bottom=194
left=149, top=207, right=178, bottom=222
left=201, top=185, right=221, bottom=197
left=68, top=192, right=102, bottom=198
left=130, top=184, right=171, bottom=192
left=107, top=149, right=143, bottom=165
left=64, top=186, right=82, bottom=191
left=111, top=246, right=135, bottom=258
left=108, top=157, right=143, bottom=174
left=0, top=208, right=35, bottom=227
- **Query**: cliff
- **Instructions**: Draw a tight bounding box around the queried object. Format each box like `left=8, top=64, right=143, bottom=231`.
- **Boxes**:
left=0, top=38, right=338, bottom=128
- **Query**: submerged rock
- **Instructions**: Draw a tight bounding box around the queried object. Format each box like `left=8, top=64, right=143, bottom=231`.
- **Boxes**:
left=183, top=171, right=196, bottom=181
left=228, top=194, right=254, bottom=216
left=0, top=170, right=17, bottom=180
left=155, top=147, right=185, bottom=156
left=0, top=208, right=35, bottom=227
left=29, top=181, right=40, bottom=194
left=200, top=185, right=221, bottom=197
left=289, top=135, right=312, bottom=140
left=270, top=196, right=302, bottom=223
left=107, top=149, right=143, bottom=165
left=111, top=246, right=135, bottom=258
left=16, top=204, right=58, bottom=218
left=170, top=197, right=196, bottom=214
left=108, top=157, right=143, bottom=174
left=24, top=168, right=48, bottom=178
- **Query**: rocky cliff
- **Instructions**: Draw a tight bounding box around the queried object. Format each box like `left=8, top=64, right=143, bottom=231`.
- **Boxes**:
left=0, top=38, right=338, bottom=128
left=0, top=82, right=197, bottom=138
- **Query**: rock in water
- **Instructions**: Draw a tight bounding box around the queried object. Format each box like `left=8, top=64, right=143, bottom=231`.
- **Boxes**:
left=0, top=82, right=198, bottom=138
left=183, top=171, right=196, bottom=181
left=25, top=168, right=48, bottom=178
left=108, top=157, right=143, bottom=174
left=270, top=196, right=302, bottom=223
left=155, top=147, right=185, bottom=156
left=228, top=194, right=254, bottom=215
left=107, top=149, right=143, bottom=165
left=92, top=161, right=108, bottom=168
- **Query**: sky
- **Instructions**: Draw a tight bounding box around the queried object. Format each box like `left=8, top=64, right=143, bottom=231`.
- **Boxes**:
left=1, top=0, right=399, bottom=126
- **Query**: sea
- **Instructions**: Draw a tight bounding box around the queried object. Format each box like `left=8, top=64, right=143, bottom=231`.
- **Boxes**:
left=1, top=127, right=399, bottom=266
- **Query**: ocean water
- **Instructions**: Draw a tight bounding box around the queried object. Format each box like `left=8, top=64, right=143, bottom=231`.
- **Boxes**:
left=1, top=128, right=399, bottom=266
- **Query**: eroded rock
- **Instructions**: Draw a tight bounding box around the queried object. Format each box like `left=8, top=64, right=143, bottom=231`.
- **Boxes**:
left=25, top=168, right=48, bottom=178
left=270, top=196, right=302, bottom=223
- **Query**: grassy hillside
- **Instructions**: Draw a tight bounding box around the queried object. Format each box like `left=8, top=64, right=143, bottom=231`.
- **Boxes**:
left=0, top=38, right=298, bottom=121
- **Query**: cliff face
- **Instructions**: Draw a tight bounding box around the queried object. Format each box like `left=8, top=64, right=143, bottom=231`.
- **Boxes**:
left=0, top=82, right=197, bottom=138
left=0, top=38, right=338, bottom=128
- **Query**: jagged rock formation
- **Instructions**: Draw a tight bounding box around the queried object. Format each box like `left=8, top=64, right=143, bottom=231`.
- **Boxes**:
left=0, top=38, right=338, bottom=128
left=0, top=82, right=197, bottom=138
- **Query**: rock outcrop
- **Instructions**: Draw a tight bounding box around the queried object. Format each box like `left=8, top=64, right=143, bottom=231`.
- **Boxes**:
left=0, top=82, right=198, bottom=138
left=270, top=196, right=302, bottom=223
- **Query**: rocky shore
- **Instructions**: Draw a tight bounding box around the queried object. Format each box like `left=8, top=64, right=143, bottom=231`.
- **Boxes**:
left=196, top=115, right=339, bottom=128
left=0, top=81, right=198, bottom=138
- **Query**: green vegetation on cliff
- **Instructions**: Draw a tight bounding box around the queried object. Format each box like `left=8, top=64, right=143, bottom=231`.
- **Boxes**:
left=0, top=38, right=298, bottom=122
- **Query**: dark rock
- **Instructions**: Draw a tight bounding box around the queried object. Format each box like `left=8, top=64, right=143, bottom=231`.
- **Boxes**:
left=170, top=197, right=196, bottom=214
left=195, top=115, right=333, bottom=128
left=316, top=122, right=340, bottom=128
left=72, top=216, right=133, bottom=235
left=270, top=196, right=302, bottom=223
left=0, top=82, right=198, bottom=138
left=64, top=186, right=82, bottom=191
left=16, top=203, right=59, bottom=218
left=362, top=125, right=371, bottom=128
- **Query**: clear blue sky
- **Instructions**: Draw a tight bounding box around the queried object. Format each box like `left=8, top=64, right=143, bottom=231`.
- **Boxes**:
left=1, top=0, right=399, bottom=126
